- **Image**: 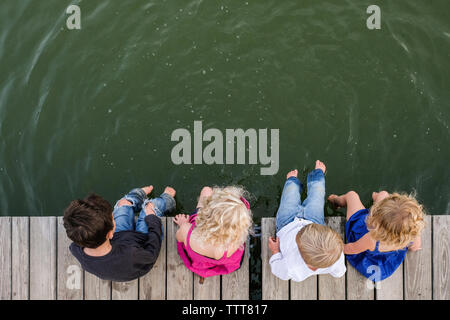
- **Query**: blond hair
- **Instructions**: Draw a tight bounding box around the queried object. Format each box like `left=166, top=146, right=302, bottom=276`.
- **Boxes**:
left=367, top=192, right=425, bottom=248
left=296, top=224, right=344, bottom=268
left=194, top=186, right=253, bottom=250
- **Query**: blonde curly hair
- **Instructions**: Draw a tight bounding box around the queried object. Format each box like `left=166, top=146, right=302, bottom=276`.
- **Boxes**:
left=367, top=192, right=425, bottom=248
left=194, top=186, right=253, bottom=250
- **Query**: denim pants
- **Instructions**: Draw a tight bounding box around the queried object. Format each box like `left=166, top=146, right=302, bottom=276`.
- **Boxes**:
left=113, top=188, right=176, bottom=236
left=276, top=169, right=326, bottom=233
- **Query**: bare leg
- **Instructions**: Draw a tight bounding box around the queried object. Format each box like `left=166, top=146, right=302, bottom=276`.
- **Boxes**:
left=196, top=186, right=213, bottom=208
left=328, top=191, right=365, bottom=221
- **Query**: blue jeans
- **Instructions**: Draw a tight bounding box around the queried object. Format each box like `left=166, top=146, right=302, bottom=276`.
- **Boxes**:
left=276, top=169, right=326, bottom=233
left=113, top=188, right=176, bottom=236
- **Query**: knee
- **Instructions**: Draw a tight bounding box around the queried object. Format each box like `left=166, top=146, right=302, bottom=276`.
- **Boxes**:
left=200, top=186, right=213, bottom=197
left=117, top=199, right=132, bottom=207
left=378, top=190, right=389, bottom=198
left=144, top=202, right=155, bottom=215
left=346, top=190, right=361, bottom=200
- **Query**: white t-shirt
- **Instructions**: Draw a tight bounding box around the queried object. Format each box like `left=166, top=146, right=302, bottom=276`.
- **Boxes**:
left=269, top=217, right=346, bottom=282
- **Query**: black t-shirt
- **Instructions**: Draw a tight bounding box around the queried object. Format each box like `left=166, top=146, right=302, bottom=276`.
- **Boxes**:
left=69, top=215, right=162, bottom=282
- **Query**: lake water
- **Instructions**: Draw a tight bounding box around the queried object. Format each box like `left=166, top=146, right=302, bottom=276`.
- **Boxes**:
left=1, top=1, right=449, bottom=219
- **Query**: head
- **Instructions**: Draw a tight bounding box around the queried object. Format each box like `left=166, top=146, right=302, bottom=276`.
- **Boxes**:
left=63, top=193, right=115, bottom=248
left=194, top=186, right=253, bottom=249
left=296, top=224, right=344, bottom=269
left=367, top=192, right=425, bottom=248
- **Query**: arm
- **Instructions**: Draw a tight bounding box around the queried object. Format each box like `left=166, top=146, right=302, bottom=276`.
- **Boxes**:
left=268, top=236, right=290, bottom=280
left=269, top=253, right=290, bottom=281
left=176, top=223, right=190, bottom=243
left=344, top=233, right=375, bottom=255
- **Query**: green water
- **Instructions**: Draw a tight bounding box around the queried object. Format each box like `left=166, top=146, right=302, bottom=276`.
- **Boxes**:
left=1, top=0, right=449, bottom=218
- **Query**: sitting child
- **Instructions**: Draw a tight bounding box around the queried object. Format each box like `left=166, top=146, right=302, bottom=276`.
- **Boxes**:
left=328, top=190, right=425, bottom=281
left=173, top=186, right=253, bottom=278
left=268, top=160, right=346, bottom=282
left=63, top=185, right=176, bottom=282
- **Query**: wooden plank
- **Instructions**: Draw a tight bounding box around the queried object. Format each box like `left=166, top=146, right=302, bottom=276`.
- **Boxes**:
left=346, top=263, right=374, bottom=300
left=57, top=217, right=83, bottom=300
left=376, top=263, right=404, bottom=300
left=404, top=215, right=432, bottom=300
left=139, top=217, right=167, bottom=300
left=433, top=215, right=450, bottom=300
left=30, top=217, right=57, bottom=300
left=11, top=217, right=29, bottom=300
left=261, top=218, right=289, bottom=300
left=84, top=272, right=111, bottom=300
left=222, top=240, right=250, bottom=300
left=194, top=274, right=220, bottom=300
left=0, top=217, right=11, bottom=300
left=318, top=217, right=346, bottom=300
left=345, top=212, right=374, bottom=301
left=166, top=217, right=193, bottom=300
left=290, top=276, right=317, bottom=300
left=112, top=279, right=139, bottom=300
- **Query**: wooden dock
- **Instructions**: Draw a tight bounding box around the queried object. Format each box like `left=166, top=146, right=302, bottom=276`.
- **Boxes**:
left=0, top=216, right=448, bottom=300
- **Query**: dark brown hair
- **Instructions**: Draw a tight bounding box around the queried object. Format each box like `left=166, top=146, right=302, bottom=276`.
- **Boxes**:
left=63, top=193, right=114, bottom=248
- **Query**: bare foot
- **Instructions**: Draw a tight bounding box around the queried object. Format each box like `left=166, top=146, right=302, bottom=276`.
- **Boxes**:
left=164, top=186, right=176, bottom=198
left=141, top=185, right=154, bottom=195
left=315, top=160, right=326, bottom=174
left=286, top=169, right=298, bottom=179
left=328, top=194, right=346, bottom=209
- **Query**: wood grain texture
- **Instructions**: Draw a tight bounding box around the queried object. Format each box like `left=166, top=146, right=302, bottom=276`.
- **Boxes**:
left=166, top=218, right=193, bottom=300
left=346, top=263, right=374, bottom=300
left=433, top=215, right=449, bottom=300
left=11, top=217, right=29, bottom=300
left=112, top=279, right=139, bottom=300
left=139, top=217, right=167, bottom=300
left=221, top=240, right=250, bottom=300
left=30, top=217, right=57, bottom=300
left=261, top=218, right=289, bottom=300
left=194, top=274, right=220, bottom=300
left=57, top=217, right=83, bottom=300
left=318, top=217, right=346, bottom=300
left=290, top=276, right=317, bottom=300
left=0, top=217, right=11, bottom=300
left=376, top=263, right=403, bottom=300
left=404, top=215, right=432, bottom=300
left=84, top=272, right=111, bottom=300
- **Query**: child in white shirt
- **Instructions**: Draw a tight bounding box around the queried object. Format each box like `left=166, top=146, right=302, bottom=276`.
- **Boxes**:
left=268, top=160, right=346, bottom=282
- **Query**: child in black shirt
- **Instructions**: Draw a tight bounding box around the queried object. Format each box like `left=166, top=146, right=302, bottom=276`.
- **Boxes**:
left=63, top=185, right=176, bottom=282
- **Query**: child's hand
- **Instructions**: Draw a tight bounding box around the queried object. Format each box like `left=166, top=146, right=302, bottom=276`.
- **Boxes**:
left=286, top=169, right=298, bottom=179
left=268, top=236, right=280, bottom=254
left=315, top=160, right=326, bottom=173
left=141, top=185, right=154, bottom=195
left=164, top=186, right=176, bottom=198
left=173, top=214, right=190, bottom=226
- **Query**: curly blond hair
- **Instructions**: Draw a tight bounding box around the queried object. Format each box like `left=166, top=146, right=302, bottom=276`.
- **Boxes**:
left=367, top=192, right=425, bottom=248
left=194, top=186, right=253, bottom=250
